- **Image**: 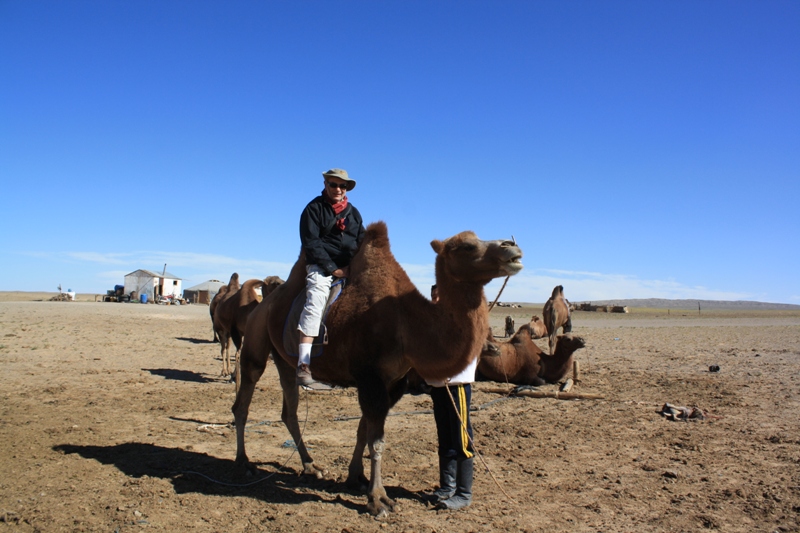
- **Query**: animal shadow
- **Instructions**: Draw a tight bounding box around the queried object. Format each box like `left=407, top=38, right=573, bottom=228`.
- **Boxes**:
left=52, top=442, right=416, bottom=510
left=143, top=368, right=214, bottom=383
left=176, top=337, right=216, bottom=345
left=52, top=442, right=323, bottom=502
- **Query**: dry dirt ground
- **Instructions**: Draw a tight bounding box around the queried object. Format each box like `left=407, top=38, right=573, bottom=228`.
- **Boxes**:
left=1, top=294, right=799, bottom=532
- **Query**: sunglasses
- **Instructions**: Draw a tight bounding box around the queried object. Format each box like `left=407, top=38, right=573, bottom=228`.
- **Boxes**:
left=326, top=181, right=348, bottom=190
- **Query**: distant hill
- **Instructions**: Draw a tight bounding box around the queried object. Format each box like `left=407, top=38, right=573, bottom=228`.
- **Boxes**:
left=571, top=298, right=800, bottom=311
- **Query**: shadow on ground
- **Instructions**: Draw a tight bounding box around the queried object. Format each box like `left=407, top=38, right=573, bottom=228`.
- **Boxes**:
left=176, top=337, right=216, bottom=345
left=53, top=442, right=418, bottom=511
left=143, top=368, right=215, bottom=383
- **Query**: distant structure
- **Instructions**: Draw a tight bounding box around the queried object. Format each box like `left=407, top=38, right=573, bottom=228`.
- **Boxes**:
left=575, top=302, right=629, bottom=313
left=124, top=269, right=182, bottom=302
left=183, top=280, right=226, bottom=305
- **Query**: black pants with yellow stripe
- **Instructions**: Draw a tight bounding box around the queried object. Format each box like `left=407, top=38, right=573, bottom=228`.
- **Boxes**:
left=431, top=383, right=474, bottom=460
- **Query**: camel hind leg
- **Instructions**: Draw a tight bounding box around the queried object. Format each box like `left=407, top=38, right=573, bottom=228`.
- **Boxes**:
left=219, top=331, right=232, bottom=376
left=231, top=334, right=271, bottom=473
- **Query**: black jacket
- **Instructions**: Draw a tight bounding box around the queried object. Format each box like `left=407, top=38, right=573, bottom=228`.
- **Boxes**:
left=299, top=195, right=365, bottom=276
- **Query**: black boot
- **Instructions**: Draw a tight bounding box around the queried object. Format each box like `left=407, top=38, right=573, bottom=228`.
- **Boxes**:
left=436, top=457, right=473, bottom=510
left=427, top=457, right=457, bottom=503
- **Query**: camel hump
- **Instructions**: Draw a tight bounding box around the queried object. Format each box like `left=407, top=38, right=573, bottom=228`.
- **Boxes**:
left=364, top=221, right=390, bottom=249
left=551, top=285, right=564, bottom=298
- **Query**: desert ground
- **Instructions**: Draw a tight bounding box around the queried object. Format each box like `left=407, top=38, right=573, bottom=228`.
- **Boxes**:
left=1, top=293, right=799, bottom=532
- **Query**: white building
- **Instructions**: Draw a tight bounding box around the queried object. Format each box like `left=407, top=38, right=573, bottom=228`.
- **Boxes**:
left=124, top=269, right=183, bottom=301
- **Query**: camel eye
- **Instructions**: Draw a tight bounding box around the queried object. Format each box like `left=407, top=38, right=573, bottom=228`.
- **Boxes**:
left=457, top=243, right=477, bottom=253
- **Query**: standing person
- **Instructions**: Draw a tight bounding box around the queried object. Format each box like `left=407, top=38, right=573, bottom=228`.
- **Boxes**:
left=296, top=168, right=365, bottom=388
left=426, top=284, right=476, bottom=510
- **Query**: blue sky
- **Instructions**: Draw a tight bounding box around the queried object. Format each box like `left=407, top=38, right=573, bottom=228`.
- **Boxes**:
left=1, top=1, right=798, bottom=304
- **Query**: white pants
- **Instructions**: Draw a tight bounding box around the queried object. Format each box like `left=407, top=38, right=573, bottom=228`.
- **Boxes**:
left=298, top=265, right=333, bottom=337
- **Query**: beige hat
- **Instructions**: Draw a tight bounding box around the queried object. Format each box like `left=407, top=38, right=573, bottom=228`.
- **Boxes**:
left=322, top=168, right=356, bottom=191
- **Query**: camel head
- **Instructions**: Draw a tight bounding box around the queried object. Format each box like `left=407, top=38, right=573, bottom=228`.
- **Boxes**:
left=430, top=231, right=523, bottom=285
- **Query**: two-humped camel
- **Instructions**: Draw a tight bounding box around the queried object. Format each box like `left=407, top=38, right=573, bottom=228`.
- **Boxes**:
left=232, top=222, right=523, bottom=517
left=543, top=284, right=572, bottom=355
left=213, top=276, right=284, bottom=378
left=478, top=323, right=585, bottom=385
left=209, top=273, right=239, bottom=342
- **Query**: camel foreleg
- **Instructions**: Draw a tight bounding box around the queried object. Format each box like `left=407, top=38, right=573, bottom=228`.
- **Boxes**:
left=274, top=356, right=326, bottom=479
left=365, top=420, right=395, bottom=518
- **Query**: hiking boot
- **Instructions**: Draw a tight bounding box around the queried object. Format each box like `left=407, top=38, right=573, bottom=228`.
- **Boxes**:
left=296, top=364, right=332, bottom=390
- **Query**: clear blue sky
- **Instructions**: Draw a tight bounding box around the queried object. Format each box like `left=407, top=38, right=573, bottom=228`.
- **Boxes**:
left=1, top=1, right=798, bottom=304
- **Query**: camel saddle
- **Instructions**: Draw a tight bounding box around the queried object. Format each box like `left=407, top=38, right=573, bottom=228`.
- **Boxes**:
left=282, top=278, right=345, bottom=359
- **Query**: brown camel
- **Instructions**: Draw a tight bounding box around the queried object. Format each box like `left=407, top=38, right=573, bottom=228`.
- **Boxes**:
left=213, top=276, right=284, bottom=378
left=543, top=284, right=572, bottom=355
left=478, top=324, right=585, bottom=385
left=529, top=315, right=547, bottom=339
left=209, top=273, right=240, bottom=342
left=232, top=222, right=523, bottom=517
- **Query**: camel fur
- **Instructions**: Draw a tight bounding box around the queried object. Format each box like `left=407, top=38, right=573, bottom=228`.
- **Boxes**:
left=232, top=222, right=523, bottom=517
left=478, top=324, right=585, bottom=386
left=209, top=273, right=239, bottom=342
left=213, top=276, right=284, bottom=378
left=529, top=315, right=547, bottom=339
left=543, top=284, right=572, bottom=355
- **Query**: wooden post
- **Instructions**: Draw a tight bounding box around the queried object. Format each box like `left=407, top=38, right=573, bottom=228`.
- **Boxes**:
left=573, top=360, right=581, bottom=382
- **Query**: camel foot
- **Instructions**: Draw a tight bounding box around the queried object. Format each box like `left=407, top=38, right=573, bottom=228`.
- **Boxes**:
left=366, top=495, right=396, bottom=518
left=236, top=458, right=258, bottom=477
left=301, top=462, right=327, bottom=480
left=345, top=474, right=369, bottom=493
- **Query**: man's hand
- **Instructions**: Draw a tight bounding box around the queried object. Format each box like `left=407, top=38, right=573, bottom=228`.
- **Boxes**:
left=331, top=266, right=349, bottom=278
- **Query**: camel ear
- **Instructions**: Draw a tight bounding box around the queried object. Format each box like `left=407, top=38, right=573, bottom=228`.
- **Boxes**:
left=430, top=240, right=443, bottom=254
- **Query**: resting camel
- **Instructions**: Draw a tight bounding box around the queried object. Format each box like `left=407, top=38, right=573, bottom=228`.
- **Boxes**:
left=232, top=222, right=523, bottom=517
left=543, top=284, right=572, bottom=355
left=529, top=315, right=547, bottom=339
left=479, top=324, right=585, bottom=385
left=504, top=316, right=515, bottom=337
left=213, top=276, right=284, bottom=379
left=209, top=273, right=240, bottom=342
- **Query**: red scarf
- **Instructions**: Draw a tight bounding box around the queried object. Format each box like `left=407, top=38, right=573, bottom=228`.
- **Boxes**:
left=322, top=189, right=349, bottom=230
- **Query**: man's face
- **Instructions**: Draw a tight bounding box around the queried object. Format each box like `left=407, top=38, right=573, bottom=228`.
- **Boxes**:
left=325, top=178, right=347, bottom=202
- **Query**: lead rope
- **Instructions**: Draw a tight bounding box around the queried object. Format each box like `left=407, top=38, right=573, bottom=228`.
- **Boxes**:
left=444, top=381, right=517, bottom=504
left=487, top=276, right=510, bottom=312
left=487, top=273, right=515, bottom=391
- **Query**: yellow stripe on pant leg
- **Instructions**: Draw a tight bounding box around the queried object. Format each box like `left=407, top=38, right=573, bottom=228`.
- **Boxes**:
left=456, top=385, right=474, bottom=459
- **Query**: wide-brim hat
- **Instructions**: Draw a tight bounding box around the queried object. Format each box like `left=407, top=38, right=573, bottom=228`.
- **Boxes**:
left=322, top=168, right=356, bottom=191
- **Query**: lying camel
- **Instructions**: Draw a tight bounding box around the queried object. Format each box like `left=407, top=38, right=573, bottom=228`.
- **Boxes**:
left=478, top=324, right=585, bottom=386
left=210, top=273, right=240, bottom=342
left=213, top=276, right=284, bottom=379
left=530, top=315, right=547, bottom=339
left=543, top=284, right=572, bottom=355
left=233, top=222, right=523, bottom=517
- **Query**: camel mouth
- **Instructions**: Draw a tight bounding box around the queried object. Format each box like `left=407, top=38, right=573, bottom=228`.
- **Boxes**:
left=503, top=257, right=524, bottom=275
